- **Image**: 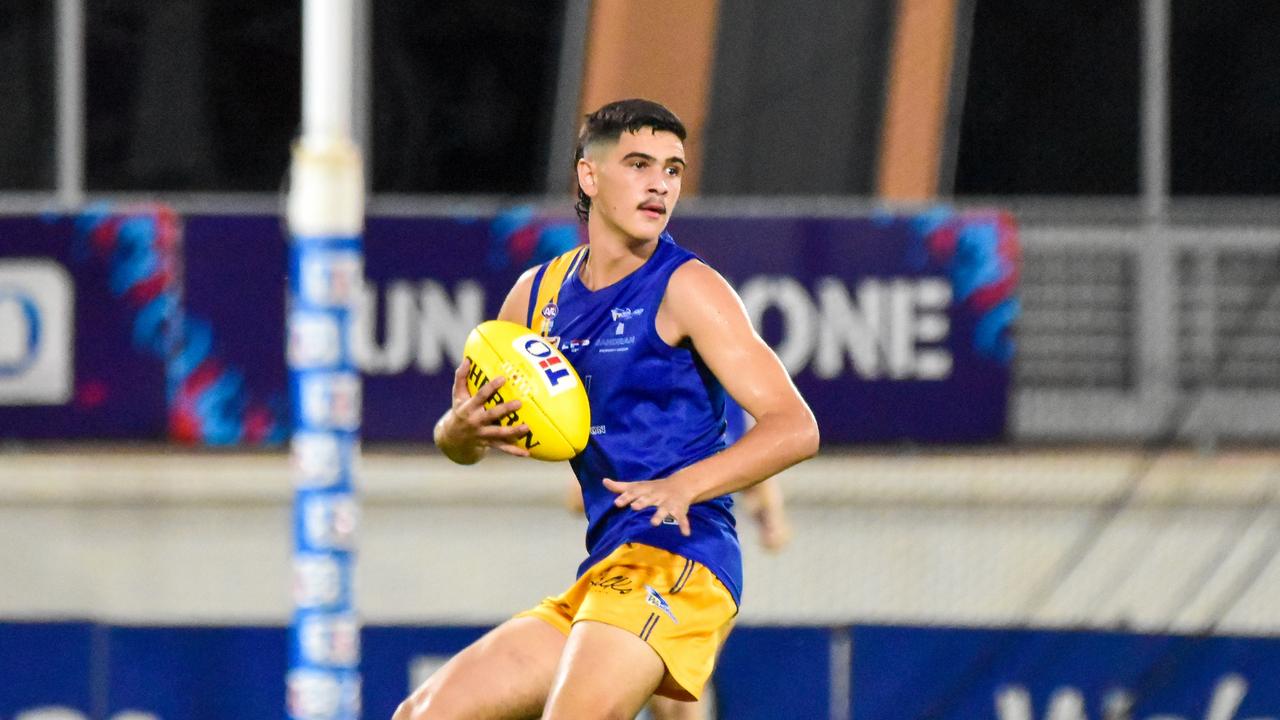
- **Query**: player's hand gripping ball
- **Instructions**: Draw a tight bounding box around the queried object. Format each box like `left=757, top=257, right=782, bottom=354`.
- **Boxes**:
left=461, top=320, right=590, bottom=461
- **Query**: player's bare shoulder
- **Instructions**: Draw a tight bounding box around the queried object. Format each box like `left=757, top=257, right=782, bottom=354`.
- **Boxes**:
left=497, top=265, right=541, bottom=326
left=657, top=259, right=748, bottom=346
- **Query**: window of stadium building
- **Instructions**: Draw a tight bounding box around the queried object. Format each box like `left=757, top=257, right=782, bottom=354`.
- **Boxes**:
left=1170, top=0, right=1280, bottom=195
left=85, top=0, right=300, bottom=191
left=954, top=0, right=1141, bottom=196
left=0, top=1, right=56, bottom=190
left=371, top=1, right=564, bottom=194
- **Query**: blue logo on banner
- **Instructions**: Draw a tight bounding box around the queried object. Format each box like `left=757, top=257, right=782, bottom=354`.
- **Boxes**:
left=0, top=291, right=40, bottom=376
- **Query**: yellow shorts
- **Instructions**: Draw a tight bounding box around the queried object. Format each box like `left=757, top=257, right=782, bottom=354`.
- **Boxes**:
left=516, top=542, right=737, bottom=701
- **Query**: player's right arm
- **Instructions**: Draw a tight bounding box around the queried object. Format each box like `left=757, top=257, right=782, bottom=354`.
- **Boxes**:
left=432, top=268, right=538, bottom=464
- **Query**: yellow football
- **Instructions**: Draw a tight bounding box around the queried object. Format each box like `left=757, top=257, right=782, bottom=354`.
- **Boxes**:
left=461, top=320, right=590, bottom=461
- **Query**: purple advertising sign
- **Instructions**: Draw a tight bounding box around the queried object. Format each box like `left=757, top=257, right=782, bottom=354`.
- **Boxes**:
left=674, top=210, right=1019, bottom=442
left=1, top=206, right=1017, bottom=444
left=0, top=211, right=169, bottom=438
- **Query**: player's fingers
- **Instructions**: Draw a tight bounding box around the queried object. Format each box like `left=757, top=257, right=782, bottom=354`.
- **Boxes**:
left=473, top=376, right=506, bottom=404
left=678, top=512, right=691, bottom=537
left=460, top=376, right=507, bottom=415
left=490, top=441, right=530, bottom=458
left=604, top=478, right=638, bottom=504
left=477, top=424, right=530, bottom=440
left=452, top=358, right=472, bottom=401
left=480, top=399, right=522, bottom=424
left=629, top=497, right=655, bottom=511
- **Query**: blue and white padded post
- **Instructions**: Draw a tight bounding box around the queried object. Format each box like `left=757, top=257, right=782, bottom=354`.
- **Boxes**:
left=285, top=1, right=365, bottom=718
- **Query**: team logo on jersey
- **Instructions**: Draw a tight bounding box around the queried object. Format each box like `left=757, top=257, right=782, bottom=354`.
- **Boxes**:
left=644, top=585, right=678, bottom=624
left=541, top=302, right=558, bottom=320
left=606, top=307, right=644, bottom=343
left=610, top=307, right=643, bottom=322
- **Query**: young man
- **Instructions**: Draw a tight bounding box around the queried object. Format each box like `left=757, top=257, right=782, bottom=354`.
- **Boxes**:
left=396, top=99, right=818, bottom=720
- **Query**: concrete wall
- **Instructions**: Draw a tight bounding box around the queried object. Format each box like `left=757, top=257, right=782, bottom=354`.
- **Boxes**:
left=3, top=447, right=1280, bottom=635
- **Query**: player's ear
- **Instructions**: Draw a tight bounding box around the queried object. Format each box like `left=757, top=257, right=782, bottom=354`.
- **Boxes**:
left=576, top=158, right=597, bottom=198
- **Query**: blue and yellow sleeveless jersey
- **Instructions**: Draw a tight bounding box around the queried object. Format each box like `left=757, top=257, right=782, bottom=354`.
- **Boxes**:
left=526, top=232, right=743, bottom=605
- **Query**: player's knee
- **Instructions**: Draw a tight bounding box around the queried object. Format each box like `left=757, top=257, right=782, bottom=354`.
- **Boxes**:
left=392, top=683, right=456, bottom=720
left=392, top=692, right=440, bottom=720
left=649, top=696, right=706, bottom=720
left=391, top=698, right=415, bottom=720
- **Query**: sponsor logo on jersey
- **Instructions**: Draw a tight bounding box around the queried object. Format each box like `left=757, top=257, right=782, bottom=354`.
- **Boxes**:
left=595, top=335, right=636, bottom=352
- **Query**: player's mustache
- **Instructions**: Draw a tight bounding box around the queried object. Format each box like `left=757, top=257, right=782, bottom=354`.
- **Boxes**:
left=638, top=198, right=667, bottom=214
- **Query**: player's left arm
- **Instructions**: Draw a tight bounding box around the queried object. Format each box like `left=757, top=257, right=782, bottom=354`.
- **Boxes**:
left=604, top=261, right=819, bottom=535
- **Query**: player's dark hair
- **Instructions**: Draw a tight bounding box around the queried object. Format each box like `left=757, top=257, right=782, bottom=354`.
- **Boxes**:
left=574, top=99, right=687, bottom=223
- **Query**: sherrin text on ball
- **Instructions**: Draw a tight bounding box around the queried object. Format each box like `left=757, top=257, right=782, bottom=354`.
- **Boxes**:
left=461, top=320, right=591, bottom=461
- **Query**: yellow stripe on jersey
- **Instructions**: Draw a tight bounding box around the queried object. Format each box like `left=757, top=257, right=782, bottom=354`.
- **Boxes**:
left=531, top=247, right=587, bottom=337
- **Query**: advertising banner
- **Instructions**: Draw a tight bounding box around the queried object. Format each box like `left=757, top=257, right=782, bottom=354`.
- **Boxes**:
left=851, top=624, right=1280, bottom=719
left=182, top=208, right=1017, bottom=444
left=1, top=206, right=1017, bottom=444
left=676, top=210, right=1018, bottom=443
left=5, top=622, right=1278, bottom=720
left=0, top=212, right=169, bottom=439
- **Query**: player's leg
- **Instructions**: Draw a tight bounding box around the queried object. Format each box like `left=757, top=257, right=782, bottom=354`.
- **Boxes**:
left=648, top=695, right=708, bottom=720
left=541, top=619, right=666, bottom=720
left=393, top=615, right=565, bottom=720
